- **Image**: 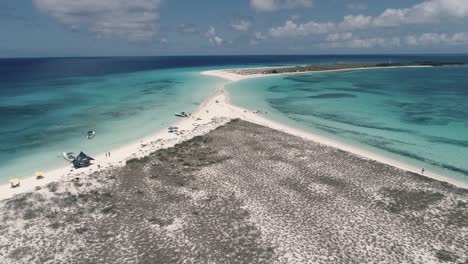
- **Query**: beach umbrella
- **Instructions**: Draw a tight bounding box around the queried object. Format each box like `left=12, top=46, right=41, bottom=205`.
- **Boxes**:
left=9, top=178, right=20, bottom=183
left=35, top=171, right=45, bottom=177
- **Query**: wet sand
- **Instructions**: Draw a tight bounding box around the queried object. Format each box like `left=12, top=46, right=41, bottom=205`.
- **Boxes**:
left=1, top=120, right=467, bottom=263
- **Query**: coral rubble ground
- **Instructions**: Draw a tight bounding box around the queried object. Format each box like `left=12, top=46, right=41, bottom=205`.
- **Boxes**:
left=1, top=120, right=467, bottom=264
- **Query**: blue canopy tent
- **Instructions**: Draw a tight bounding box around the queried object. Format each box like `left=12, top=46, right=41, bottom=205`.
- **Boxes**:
left=72, top=151, right=94, bottom=168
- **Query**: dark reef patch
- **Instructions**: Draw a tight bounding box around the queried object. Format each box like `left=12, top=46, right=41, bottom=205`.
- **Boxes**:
left=426, top=136, right=468, bottom=148
left=307, top=93, right=356, bottom=99
left=327, top=87, right=388, bottom=95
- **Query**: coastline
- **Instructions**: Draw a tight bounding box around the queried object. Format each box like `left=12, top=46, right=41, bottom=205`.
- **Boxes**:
left=200, top=66, right=468, bottom=190
left=1, top=65, right=467, bottom=201
left=201, top=65, right=434, bottom=81
left=0, top=86, right=231, bottom=200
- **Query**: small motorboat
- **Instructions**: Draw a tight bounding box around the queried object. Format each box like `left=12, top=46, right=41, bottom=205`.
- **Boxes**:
left=87, top=130, right=96, bottom=139
left=168, top=126, right=179, bottom=133
left=63, top=152, right=75, bottom=161
left=174, top=112, right=188, bottom=117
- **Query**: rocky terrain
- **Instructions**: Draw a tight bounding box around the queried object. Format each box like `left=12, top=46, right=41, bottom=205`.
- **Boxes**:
left=1, top=119, right=467, bottom=264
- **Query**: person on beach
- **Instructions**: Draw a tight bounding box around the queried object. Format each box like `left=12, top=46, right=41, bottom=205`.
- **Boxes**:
left=421, top=168, right=425, bottom=174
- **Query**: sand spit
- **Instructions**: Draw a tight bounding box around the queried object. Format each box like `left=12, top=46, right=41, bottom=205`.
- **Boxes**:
left=3, top=65, right=465, bottom=201
left=201, top=65, right=433, bottom=82
left=201, top=68, right=468, bottom=190
left=0, top=120, right=467, bottom=263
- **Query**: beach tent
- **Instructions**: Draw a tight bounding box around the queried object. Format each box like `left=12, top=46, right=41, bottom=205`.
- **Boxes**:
left=72, top=151, right=95, bottom=168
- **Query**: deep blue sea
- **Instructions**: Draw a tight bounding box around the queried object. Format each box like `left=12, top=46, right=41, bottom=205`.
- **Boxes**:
left=1, top=55, right=468, bottom=183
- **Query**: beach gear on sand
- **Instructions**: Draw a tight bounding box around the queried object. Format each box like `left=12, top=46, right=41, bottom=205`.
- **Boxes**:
left=9, top=178, right=20, bottom=188
left=35, top=171, right=45, bottom=179
left=168, top=126, right=179, bottom=133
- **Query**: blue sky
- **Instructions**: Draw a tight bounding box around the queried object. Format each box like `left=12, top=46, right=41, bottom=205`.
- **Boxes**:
left=1, top=0, right=468, bottom=57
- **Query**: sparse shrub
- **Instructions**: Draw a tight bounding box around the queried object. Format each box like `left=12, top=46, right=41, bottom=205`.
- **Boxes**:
left=101, top=205, right=116, bottom=214
left=47, top=182, right=59, bottom=192
left=22, top=208, right=37, bottom=220
left=436, top=249, right=457, bottom=262
left=75, top=227, right=89, bottom=234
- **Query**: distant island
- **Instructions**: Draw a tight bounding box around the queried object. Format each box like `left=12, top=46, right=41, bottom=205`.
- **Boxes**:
left=229, top=61, right=467, bottom=76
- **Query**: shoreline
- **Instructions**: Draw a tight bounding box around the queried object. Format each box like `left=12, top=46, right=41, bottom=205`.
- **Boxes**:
left=1, top=65, right=467, bottom=201
left=201, top=65, right=433, bottom=82
left=0, top=85, right=231, bottom=200
left=201, top=66, right=468, bottom=190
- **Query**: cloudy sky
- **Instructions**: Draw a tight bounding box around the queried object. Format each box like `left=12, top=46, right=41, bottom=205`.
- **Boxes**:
left=1, top=0, right=468, bottom=57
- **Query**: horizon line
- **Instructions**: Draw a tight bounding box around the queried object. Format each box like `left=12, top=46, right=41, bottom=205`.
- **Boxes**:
left=1, top=53, right=468, bottom=60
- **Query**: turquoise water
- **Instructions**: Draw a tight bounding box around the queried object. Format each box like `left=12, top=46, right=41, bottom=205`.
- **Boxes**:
left=227, top=67, right=468, bottom=184
left=3, top=55, right=468, bottom=184
left=0, top=68, right=219, bottom=179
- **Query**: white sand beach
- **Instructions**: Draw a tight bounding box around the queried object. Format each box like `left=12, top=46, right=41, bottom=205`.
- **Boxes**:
left=1, top=65, right=466, bottom=201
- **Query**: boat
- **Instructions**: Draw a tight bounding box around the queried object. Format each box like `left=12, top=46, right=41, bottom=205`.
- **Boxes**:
left=174, top=112, right=188, bottom=117
left=168, top=126, right=179, bottom=133
left=63, top=152, right=75, bottom=161
left=87, top=130, right=96, bottom=139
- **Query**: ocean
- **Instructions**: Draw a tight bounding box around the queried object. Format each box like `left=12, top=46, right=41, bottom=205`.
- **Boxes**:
left=1, top=55, right=468, bottom=183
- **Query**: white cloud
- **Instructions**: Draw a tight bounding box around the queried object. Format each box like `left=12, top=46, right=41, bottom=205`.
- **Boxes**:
left=269, top=20, right=335, bottom=37
left=230, top=19, right=252, bottom=31
left=206, top=26, right=224, bottom=46
left=33, top=0, right=161, bottom=41
left=325, top=32, right=353, bottom=42
left=255, top=32, right=267, bottom=40
left=250, top=0, right=313, bottom=12
left=270, top=0, right=468, bottom=38
left=250, top=32, right=268, bottom=45
left=323, top=37, right=401, bottom=49
left=178, top=24, right=198, bottom=34
left=322, top=31, right=468, bottom=49
left=347, top=3, right=368, bottom=11
left=405, top=32, right=468, bottom=46
left=339, top=15, right=372, bottom=30
left=371, top=0, right=468, bottom=27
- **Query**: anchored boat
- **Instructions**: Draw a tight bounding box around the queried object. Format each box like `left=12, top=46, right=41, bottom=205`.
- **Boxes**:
left=87, top=130, right=96, bottom=139
left=174, top=112, right=189, bottom=117
left=63, top=152, right=75, bottom=161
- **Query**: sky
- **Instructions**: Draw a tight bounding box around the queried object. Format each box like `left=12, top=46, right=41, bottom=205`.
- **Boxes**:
left=1, top=0, right=468, bottom=57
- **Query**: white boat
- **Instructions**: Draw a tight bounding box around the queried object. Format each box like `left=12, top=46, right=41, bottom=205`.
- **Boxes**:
left=174, top=112, right=188, bottom=117
left=63, top=152, right=75, bottom=161
left=87, top=130, right=96, bottom=139
left=168, top=126, right=179, bottom=133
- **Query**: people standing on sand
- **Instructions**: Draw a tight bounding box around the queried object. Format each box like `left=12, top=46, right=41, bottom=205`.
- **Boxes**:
left=422, top=168, right=425, bottom=174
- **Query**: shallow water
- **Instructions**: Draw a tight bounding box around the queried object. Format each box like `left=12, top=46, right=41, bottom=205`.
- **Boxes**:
left=2, top=55, right=468, bottom=182
left=227, top=66, right=468, bottom=183
left=0, top=67, right=219, bottom=180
